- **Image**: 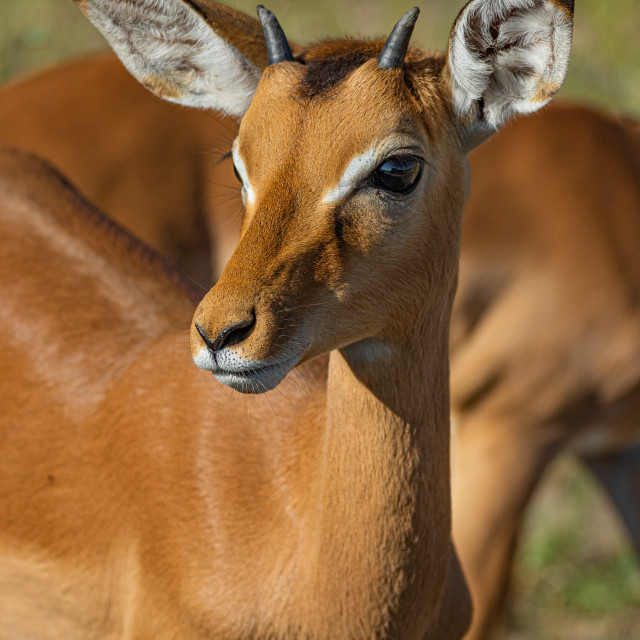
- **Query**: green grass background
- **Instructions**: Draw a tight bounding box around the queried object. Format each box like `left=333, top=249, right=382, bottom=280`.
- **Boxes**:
left=1, top=1, right=639, bottom=638
left=1, top=0, right=639, bottom=116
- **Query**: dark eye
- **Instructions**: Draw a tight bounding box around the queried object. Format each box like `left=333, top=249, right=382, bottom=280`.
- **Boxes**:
left=371, top=155, right=422, bottom=195
left=232, top=163, right=242, bottom=185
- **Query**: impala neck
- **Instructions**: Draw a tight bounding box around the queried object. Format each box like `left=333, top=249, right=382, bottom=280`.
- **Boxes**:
left=303, top=303, right=454, bottom=636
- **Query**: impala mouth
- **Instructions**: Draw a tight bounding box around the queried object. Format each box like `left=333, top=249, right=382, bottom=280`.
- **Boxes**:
left=192, top=324, right=308, bottom=393
left=211, top=353, right=301, bottom=394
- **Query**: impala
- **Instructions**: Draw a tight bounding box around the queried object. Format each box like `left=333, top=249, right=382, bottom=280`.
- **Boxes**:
left=1, top=0, right=575, bottom=637
left=450, top=101, right=640, bottom=638
left=0, top=49, right=228, bottom=285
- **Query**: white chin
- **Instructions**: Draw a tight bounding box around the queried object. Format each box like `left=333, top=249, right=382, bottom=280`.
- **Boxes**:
left=213, top=365, right=289, bottom=394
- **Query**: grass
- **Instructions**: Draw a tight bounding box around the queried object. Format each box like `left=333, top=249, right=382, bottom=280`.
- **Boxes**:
left=506, top=458, right=640, bottom=639
left=1, top=2, right=639, bottom=638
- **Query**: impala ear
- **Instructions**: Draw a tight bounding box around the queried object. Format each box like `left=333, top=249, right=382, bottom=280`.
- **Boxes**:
left=73, top=0, right=276, bottom=117
left=447, top=0, right=574, bottom=150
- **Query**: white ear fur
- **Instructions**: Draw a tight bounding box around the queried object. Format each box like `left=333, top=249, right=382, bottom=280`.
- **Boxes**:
left=449, top=0, right=574, bottom=142
left=77, top=0, right=263, bottom=117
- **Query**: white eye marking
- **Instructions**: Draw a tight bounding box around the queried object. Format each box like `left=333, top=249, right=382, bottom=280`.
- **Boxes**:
left=231, top=140, right=255, bottom=206
left=323, top=148, right=378, bottom=204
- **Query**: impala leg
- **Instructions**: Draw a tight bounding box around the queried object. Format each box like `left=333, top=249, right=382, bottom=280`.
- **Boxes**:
left=452, top=416, right=561, bottom=640
left=580, top=442, right=640, bottom=554
left=424, top=546, right=473, bottom=640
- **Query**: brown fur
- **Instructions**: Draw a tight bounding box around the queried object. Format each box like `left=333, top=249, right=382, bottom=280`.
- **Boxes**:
left=0, top=52, right=221, bottom=285
left=451, top=102, right=640, bottom=638
left=0, top=0, right=584, bottom=638
left=190, top=55, right=471, bottom=638
left=0, top=136, right=471, bottom=637
left=5, top=52, right=637, bottom=640
left=187, top=0, right=272, bottom=69
left=0, top=23, right=475, bottom=640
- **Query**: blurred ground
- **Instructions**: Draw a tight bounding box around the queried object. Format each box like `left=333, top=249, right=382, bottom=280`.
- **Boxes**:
left=1, top=1, right=639, bottom=638
left=507, top=459, right=640, bottom=639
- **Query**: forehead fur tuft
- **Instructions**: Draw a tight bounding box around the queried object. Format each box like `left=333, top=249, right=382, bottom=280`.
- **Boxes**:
left=295, top=40, right=380, bottom=98
left=294, top=39, right=442, bottom=99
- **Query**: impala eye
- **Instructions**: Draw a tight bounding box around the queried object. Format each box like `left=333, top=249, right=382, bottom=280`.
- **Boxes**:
left=232, top=163, right=243, bottom=186
left=371, top=155, right=422, bottom=195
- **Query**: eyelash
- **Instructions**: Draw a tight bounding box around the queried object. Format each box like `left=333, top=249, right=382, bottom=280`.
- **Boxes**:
left=233, top=163, right=243, bottom=186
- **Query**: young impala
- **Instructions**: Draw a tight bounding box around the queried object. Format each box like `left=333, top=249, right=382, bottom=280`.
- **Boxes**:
left=0, top=0, right=575, bottom=637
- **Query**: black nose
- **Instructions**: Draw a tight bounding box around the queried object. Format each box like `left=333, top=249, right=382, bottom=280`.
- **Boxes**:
left=195, top=314, right=255, bottom=353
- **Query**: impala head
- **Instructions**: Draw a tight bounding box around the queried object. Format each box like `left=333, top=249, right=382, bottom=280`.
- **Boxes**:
left=76, top=0, right=574, bottom=393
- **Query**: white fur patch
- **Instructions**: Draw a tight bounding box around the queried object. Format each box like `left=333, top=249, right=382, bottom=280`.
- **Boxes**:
left=449, top=0, right=573, bottom=128
left=343, top=337, right=393, bottom=364
left=193, top=346, right=215, bottom=370
left=323, top=148, right=378, bottom=204
left=193, top=342, right=302, bottom=393
left=80, top=0, right=262, bottom=117
left=231, top=140, right=255, bottom=206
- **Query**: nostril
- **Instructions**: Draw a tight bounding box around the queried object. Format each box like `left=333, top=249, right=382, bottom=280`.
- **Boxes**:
left=195, top=322, right=216, bottom=352
left=214, top=313, right=255, bottom=350
left=195, top=312, right=256, bottom=354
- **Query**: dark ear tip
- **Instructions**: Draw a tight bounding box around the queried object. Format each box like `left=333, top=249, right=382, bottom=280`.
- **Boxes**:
left=554, top=0, right=575, bottom=12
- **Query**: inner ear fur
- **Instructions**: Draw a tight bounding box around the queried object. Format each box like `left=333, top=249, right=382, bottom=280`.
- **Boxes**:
left=447, top=0, right=575, bottom=149
left=73, top=0, right=273, bottom=117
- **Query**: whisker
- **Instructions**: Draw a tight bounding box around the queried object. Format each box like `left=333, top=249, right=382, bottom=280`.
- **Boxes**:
left=173, top=268, right=208, bottom=294
left=273, top=384, right=298, bottom=409
left=275, top=303, right=323, bottom=314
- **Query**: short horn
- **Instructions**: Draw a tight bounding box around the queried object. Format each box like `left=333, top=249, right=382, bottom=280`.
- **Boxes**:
left=257, top=5, right=294, bottom=65
left=378, top=7, right=420, bottom=69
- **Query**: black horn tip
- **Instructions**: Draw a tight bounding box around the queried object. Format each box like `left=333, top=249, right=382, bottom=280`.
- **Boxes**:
left=256, top=4, right=295, bottom=65
left=378, top=7, right=421, bottom=70
left=399, top=7, right=421, bottom=28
